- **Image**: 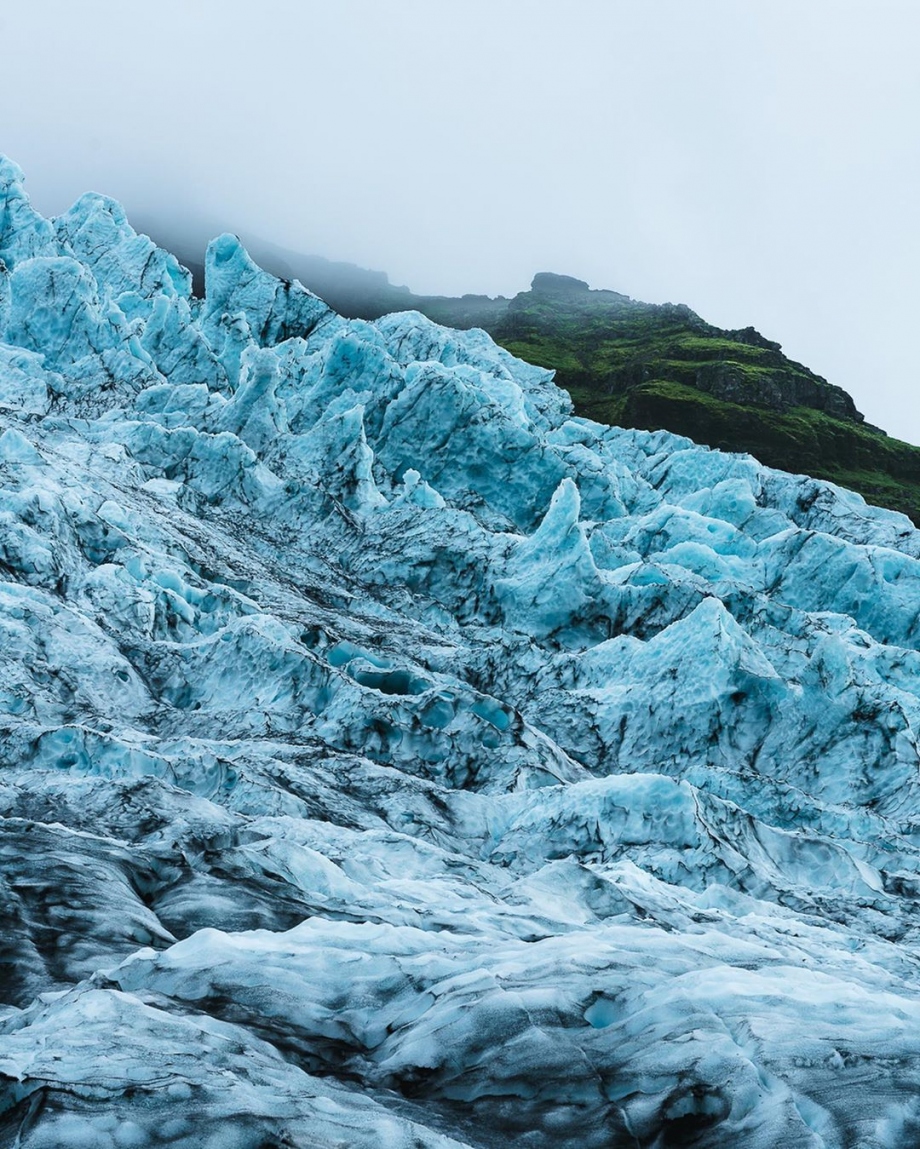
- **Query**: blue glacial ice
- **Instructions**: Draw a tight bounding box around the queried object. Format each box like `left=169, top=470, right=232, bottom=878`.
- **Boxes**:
left=3, top=153, right=920, bottom=1146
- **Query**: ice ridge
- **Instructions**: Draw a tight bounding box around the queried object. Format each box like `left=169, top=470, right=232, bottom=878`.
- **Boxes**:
left=3, top=155, right=920, bottom=1147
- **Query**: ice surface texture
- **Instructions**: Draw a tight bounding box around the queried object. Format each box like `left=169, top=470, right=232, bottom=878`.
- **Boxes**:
left=3, top=153, right=920, bottom=1147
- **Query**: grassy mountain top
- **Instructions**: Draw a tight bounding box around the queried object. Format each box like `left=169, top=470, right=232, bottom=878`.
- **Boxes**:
left=481, top=272, right=859, bottom=420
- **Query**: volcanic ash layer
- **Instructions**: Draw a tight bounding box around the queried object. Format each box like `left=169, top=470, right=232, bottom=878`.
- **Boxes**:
left=4, top=155, right=920, bottom=1148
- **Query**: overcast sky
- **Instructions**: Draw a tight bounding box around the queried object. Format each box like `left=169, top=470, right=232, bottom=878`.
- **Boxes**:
left=2, top=0, right=919, bottom=442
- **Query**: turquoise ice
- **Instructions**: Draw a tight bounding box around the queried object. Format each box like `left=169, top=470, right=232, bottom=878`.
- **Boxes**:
left=3, top=154, right=920, bottom=1147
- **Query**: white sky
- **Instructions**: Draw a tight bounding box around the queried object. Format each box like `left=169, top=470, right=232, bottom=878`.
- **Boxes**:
left=2, top=0, right=919, bottom=441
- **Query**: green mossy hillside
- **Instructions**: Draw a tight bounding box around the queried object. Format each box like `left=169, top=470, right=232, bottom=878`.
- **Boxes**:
left=488, top=276, right=859, bottom=423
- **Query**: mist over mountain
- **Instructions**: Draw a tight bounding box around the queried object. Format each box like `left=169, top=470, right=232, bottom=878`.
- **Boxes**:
left=5, top=156, right=920, bottom=1147
left=6, top=0, right=910, bottom=443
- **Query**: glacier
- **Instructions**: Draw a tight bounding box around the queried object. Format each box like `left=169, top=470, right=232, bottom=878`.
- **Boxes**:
left=3, top=154, right=920, bottom=1147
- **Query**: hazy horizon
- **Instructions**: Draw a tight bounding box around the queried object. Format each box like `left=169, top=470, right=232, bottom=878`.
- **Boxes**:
left=2, top=0, right=918, bottom=440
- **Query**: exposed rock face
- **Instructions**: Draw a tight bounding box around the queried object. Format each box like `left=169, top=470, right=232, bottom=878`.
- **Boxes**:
left=686, top=358, right=860, bottom=418
left=530, top=271, right=592, bottom=294
left=5, top=155, right=920, bottom=1147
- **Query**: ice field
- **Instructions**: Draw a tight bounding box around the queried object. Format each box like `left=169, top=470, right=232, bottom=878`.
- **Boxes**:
left=3, top=157, right=920, bottom=1146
